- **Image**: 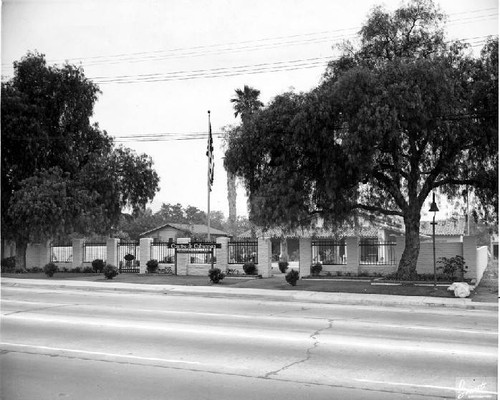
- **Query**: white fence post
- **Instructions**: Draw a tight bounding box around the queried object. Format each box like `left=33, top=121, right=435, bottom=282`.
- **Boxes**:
left=216, top=237, right=229, bottom=272
left=72, top=239, right=85, bottom=270
left=176, top=238, right=191, bottom=275
left=107, top=238, right=120, bottom=268
left=299, top=238, right=312, bottom=278
left=139, top=238, right=153, bottom=274
left=346, top=237, right=359, bottom=274
left=258, top=237, right=271, bottom=278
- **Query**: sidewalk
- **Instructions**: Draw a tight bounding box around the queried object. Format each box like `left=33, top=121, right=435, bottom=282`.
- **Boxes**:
left=2, top=276, right=497, bottom=311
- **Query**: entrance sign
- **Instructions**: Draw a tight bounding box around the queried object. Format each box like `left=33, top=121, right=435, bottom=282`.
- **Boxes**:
left=167, top=242, right=221, bottom=250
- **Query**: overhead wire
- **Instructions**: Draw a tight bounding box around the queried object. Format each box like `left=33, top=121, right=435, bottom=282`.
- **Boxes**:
left=1, top=7, right=496, bottom=71
left=1, top=7, right=497, bottom=143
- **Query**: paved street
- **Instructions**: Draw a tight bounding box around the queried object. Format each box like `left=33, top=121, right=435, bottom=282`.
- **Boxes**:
left=1, top=281, right=498, bottom=400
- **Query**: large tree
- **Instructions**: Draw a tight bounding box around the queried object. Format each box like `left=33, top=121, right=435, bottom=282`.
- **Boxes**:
left=2, top=52, right=160, bottom=267
left=224, top=0, right=498, bottom=279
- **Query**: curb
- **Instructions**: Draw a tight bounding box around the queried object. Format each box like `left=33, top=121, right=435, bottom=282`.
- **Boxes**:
left=2, top=278, right=497, bottom=311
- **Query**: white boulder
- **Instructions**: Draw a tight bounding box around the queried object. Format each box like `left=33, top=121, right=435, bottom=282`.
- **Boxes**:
left=447, top=282, right=471, bottom=298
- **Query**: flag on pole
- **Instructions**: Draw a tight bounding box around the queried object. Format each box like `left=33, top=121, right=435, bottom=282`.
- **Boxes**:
left=206, top=111, right=214, bottom=191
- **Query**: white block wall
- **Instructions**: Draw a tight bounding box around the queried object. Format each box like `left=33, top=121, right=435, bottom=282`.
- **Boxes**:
left=416, top=242, right=463, bottom=275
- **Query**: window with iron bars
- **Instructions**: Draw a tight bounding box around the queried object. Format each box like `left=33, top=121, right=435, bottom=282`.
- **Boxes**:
left=312, top=239, right=346, bottom=265
left=50, top=243, right=73, bottom=263
left=150, top=242, right=175, bottom=264
left=83, top=242, right=107, bottom=263
left=359, top=239, right=396, bottom=265
left=228, top=240, right=258, bottom=264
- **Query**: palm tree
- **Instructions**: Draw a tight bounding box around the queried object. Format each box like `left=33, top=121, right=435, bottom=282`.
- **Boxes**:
left=226, top=85, right=263, bottom=236
left=230, top=85, right=264, bottom=122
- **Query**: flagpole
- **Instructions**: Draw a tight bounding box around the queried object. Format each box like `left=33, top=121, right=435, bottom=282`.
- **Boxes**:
left=207, top=110, right=211, bottom=242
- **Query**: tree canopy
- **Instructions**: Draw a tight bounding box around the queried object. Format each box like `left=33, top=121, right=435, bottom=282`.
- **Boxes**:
left=224, top=0, right=498, bottom=279
left=2, top=52, right=160, bottom=266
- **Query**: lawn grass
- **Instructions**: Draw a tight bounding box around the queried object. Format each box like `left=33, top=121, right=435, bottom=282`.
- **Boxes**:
left=1, top=271, right=476, bottom=299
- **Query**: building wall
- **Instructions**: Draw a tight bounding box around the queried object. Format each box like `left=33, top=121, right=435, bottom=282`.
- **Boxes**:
left=298, top=236, right=481, bottom=279
left=187, top=264, right=211, bottom=276
left=149, top=227, right=181, bottom=242
left=420, top=235, right=463, bottom=243
left=25, top=242, right=50, bottom=269
left=2, top=240, right=16, bottom=259
left=415, top=242, right=463, bottom=275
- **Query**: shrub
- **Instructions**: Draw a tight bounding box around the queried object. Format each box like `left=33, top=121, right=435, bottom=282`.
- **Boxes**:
left=43, top=262, right=58, bottom=277
left=146, top=259, right=159, bottom=273
left=278, top=261, right=289, bottom=273
left=103, top=264, right=119, bottom=279
left=92, top=259, right=106, bottom=273
left=310, top=262, right=322, bottom=276
left=73, top=266, right=82, bottom=273
left=285, top=269, right=299, bottom=286
left=243, top=262, right=257, bottom=275
left=1, top=256, right=16, bottom=273
left=208, top=268, right=225, bottom=283
left=82, top=266, right=94, bottom=273
left=29, top=266, right=43, bottom=273
left=437, top=255, right=468, bottom=281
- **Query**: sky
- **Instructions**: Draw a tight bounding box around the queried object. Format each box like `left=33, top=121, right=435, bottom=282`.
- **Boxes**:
left=2, top=0, right=498, bottom=221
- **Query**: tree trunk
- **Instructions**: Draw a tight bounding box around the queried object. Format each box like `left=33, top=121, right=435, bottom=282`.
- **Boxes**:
left=279, top=238, right=289, bottom=262
left=227, top=172, right=237, bottom=236
left=396, top=209, right=421, bottom=280
left=15, top=240, right=28, bottom=271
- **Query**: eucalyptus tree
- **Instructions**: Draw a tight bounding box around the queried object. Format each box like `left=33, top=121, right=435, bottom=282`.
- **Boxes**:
left=2, top=52, right=160, bottom=268
left=224, top=0, right=498, bottom=279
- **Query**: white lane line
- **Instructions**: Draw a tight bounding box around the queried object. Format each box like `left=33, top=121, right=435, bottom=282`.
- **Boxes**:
left=3, top=314, right=497, bottom=359
left=355, top=378, right=498, bottom=396
left=2, top=299, right=496, bottom=336
left=0, top=342, right=202, bottom=366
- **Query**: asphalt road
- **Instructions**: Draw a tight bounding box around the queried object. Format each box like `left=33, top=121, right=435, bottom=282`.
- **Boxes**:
left=1, top=283, right=498, bottom=400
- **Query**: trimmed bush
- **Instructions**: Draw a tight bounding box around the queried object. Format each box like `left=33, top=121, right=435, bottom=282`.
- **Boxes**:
left=208, top=268, right=225, bottom=284
left=103, top=264, right=119, bottom=279
left=92, top=259, right=106, bottom=273
left=29, top=266, right=43, bottom=273
left=243, top=262, right=257, bottom=275
left=82, top=266, right=94, bottom=273
left=437, top=255, right=468, bottom=281
left=146, top=259, right=159, bottom=273
left=278, top=261, right=289, bottom=273
left=285, top=269, right=299, bottom=286
left=43, top=262, right=58, bottom=277
left=310, top=262, right=323, bottom=276
left=1, top=256, right=16, bottom=273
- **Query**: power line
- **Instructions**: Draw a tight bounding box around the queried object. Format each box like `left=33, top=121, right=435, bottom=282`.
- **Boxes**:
left=1, top=27, right=359, bottom=69
left=1, top=7, right=496, bottom=70
left=91, top=56, right=332, bottom=84
left=89, top=34, right=496, bottom=85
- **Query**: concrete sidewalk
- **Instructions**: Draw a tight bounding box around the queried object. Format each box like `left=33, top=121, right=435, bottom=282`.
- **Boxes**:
left=2, top=277, right=497, bottom=311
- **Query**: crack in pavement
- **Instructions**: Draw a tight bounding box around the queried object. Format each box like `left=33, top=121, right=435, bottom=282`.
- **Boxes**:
left=3, top=304, right=75, bottom=316
left=261, top=319, right=334, bottom=379
left=267, top=306, right=311, bottom=317
left=1, top=347, right=442, bottom=398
